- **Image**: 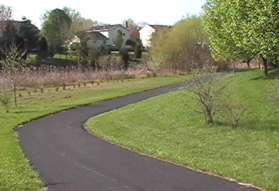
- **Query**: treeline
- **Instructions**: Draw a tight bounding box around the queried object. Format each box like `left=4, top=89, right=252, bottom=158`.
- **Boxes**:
left=0, top=5, right=98, bottom=61
left=151, top=0, right=279, bottom=75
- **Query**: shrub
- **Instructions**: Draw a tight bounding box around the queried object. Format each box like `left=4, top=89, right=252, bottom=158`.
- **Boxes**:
left=0, top=92, right=12, bottom=112
left=219, top=100, right=247, bottom=128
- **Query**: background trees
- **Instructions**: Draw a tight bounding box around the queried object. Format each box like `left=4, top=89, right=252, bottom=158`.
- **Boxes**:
left=42, top=9, right=72, bottom=54
left=204, top=0, right=279, bottom=75
left=63, top=7, right=97, bottom=36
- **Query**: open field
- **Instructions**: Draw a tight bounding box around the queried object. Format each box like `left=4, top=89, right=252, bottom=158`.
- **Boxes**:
left=0, top=75, right=191, bottom=191
left=87, top=70, right=279, bottom=191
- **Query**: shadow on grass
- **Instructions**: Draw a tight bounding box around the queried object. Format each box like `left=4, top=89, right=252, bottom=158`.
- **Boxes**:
left=251, top=69, right=279, bottom=80
left=10, top=110, right=39, bottom=114
left=213, top=118, right=279, bottom=132
left=39, top=58, right=77, bottom=67
left=241, top=118, right=279, bottom=132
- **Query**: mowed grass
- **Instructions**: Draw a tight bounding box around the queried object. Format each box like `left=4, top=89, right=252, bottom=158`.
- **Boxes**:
left=0, top=75, right=191, bottom=191
left=87, top=70, right=279, bottom=191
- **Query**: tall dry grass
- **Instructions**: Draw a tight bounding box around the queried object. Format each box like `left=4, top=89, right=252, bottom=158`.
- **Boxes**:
left=0, top=66, right=155, bottom=90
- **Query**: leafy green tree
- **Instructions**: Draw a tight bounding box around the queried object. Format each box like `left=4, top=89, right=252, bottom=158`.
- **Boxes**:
left=204, top=0, right=279, bottom=75
left=0, top=44, right=26, bottom=107
left=42, top=9, right=72, bottom=54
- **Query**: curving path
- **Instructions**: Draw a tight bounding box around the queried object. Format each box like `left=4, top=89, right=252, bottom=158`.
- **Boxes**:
left=18, top=81, right=260, bottom=191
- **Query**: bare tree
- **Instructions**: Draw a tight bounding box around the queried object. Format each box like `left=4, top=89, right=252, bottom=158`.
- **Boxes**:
left=0, top=5, right=12, bottom=31
left=189, top=68, right=227, bottom=124
left=0, top=43, right=26, bottom=107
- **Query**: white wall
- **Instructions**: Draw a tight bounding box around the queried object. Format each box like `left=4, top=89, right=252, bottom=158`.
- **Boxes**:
left=139, top=25, right=156, bottom=48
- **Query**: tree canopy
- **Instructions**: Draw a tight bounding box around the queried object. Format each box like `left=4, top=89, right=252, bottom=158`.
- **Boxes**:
left=63, top=7, right=97, bottom=36
left=204, top=0, right=279, bottom=75
left=42, top=9, right=72, bottom=53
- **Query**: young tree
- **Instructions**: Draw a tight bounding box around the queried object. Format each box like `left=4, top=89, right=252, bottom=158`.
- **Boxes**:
left=42, top=9, right=72, bottom=54
left=0, top=5, right=12, bottom=30
left=0, top=44, right=26, bottom=107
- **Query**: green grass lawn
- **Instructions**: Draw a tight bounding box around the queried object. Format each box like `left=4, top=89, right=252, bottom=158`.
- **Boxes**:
left=0, top=75, right=191, bottom=191
left=87, top=70, right=279, bottom=191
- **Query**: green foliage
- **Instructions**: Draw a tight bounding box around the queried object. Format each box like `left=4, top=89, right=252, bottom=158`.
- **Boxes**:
left=204, top=0, right=279, bottom=75
left=63, top=7, right=97, bottom=36
left=115, top=30, right=124, bottom=50
left=151, top=16, right=212, bottom=71
left=0, top=92, right=11, bottom=112
left=134, top=39, right=143, bottom=58
left=38, top=37, right=48, bottom=59
left=42, top=9, right=72, bottom=53
left=119, top=47, right=129, bottom=70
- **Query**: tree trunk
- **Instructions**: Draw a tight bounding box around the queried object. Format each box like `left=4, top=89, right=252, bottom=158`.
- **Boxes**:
left=260, top=55, right=268, bottom=76
left=246, top=58, right=251, bottom=69
left=13, top=82, right=17, bottom=107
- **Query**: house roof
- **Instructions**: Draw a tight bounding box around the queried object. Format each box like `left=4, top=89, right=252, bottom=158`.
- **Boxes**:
left=86, top=31, right=108, bottom=40
left=149, top=25, right=172, bottom=31
left=87, top=24, right=127, bottom=33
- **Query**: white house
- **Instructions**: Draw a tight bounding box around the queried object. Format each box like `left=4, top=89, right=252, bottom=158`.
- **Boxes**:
left=86, top=32, right=108, bottom=49
left=87, top=24, right=129, bottom=48
left=139, top=25, right=171, bottom=48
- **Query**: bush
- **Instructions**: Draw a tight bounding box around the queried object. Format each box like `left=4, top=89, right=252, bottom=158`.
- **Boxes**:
left=219, top=100, right=247, bottom=128
left=0, top=92, right=12, bottom=112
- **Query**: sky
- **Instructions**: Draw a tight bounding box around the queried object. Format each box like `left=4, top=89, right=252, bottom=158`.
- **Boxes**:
left=1, top=0, right=206, bottom=28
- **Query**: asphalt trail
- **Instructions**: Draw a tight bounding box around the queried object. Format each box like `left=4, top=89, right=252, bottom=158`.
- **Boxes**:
left=18, top=80, right=260, bottom=191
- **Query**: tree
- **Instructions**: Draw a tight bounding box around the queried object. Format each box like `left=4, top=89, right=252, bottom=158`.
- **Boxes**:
left=42, top=9, right=72, bottom=53
left=204, top=0, right=279, bottom=76
left=134, top=39, right=142, bottom=58
left=18, top=19, right=40, bottom=51
left=151, top=16, right=212, bottom=71
left=119, top=47, right=130, bottom=70
left=115, top=30, right=124, bottom=50
left=38, top=37, right=48, bottom=59
left=0, top=5, right=12, bottom=31
left=63, top=7, right=97, bottom=36
left=0, top=44, right=26, bottom=107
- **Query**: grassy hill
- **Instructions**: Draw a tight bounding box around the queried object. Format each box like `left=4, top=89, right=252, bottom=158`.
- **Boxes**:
left=87, top=70, right=279, bottom=191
